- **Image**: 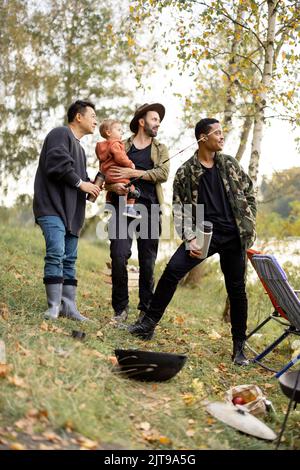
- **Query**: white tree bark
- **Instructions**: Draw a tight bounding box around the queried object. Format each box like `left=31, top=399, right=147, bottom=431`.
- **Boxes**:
left=235, top=116, right=253, bottom=162
left=223, top=2, right=244, bottom=137
left=248, top=0, right=277, bottom=183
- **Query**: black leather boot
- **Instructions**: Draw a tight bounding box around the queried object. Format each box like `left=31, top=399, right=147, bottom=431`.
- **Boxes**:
left=232, top=339, right=249, bottom=366
left=128, top=315, right=156, bottom=340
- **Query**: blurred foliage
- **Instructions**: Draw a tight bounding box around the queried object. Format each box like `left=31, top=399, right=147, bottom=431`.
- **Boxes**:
left=125, top=0, right=300, bottom=182
left=260, top=167, right=300, bottom=218
left=0, top=0, right=142, bottom=188
left=256, top=167, right=300, bottom=239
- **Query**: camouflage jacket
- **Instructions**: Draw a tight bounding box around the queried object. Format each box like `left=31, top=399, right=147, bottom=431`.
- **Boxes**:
left=124, top=136, right=169, bottom=205
left=173, top=151, right=257, bottom=249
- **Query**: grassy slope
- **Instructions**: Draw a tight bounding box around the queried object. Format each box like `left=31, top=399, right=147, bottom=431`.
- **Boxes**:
left=0, top=224, right=299, bottom=450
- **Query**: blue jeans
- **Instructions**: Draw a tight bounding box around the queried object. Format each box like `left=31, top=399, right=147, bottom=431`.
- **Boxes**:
left=37, top=216, right=78, bottom=282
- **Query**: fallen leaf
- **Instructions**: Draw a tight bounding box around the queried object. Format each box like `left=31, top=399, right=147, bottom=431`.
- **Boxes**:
left=77, top=436, right=98, bottom=449
left=208, top=330, right=221, bottom=340
left=138, top=421, right=151, bottom=431
left=206, top=417, right=216, bottom=425
left=54, top=347, right=71, bottom=358
left=181, top=393, right=196, bottom=406
left=7, top=375, right=27, bottom=388
left=10, top=442, right=27, bottom=450
left=63, top=419, right=74, bottom=431
left=40, top=321, right=50, bottom=331
left=191, top=378, right=205, bottom=397
left=82, top=349, right=105, bottom=359
left=0, top=303, right=9, bottom=320
left=40, top=322, right=65, bottom=334
left=264, top=383, right=274, bottom=389
left=15, top=390, right=28, bottom=399
left=15, top=342, right=31, bottom=356
left=174, top=316, right=185, bottom=325
left=54, top=378, right=63, bottom=386
left=26, top=408, right=49, bottom=420
left=15, top=418, right=32, bottom=432
left=159, top=435, right=172, bottom=445
left=38, top=443, right=53, bottom=450
left=107, top=355, right=118, bottom=366
left=43, top=431, right=62, bottom=443
left=0, top=364, right=10, bottom=377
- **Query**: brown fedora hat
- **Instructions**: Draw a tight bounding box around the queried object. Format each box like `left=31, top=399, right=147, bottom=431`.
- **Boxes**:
left=130, top=102, right=165, bottom=134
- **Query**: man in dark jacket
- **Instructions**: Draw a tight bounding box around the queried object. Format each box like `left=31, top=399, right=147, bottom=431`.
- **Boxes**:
left=105, top=103, right=169, bottom=323
left=33, top=100, right=100, bottom=321
left=128, top=118, right=257, bottom=366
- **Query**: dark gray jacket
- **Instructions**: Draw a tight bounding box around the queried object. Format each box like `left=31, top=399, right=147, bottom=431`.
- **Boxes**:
left=33, top=126, right=89, bottom=236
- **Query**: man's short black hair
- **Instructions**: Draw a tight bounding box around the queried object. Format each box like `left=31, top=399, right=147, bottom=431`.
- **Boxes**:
left=195, top=118, right=219, bottom=141
left=67, top=100, right=96, bottom=123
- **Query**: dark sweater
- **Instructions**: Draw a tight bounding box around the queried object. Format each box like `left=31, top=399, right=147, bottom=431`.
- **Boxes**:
left=33, top=126, right=89, bottom=236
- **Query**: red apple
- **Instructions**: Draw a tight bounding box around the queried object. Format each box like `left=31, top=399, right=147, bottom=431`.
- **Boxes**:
left=232, top=396, right=246, bottom=405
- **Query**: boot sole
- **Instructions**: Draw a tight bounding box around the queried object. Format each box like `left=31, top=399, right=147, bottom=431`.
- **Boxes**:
left=130, top=331, right=154, bottom=340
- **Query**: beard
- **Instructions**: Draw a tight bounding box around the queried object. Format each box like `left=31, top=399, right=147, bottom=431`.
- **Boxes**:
left=144, top=120, right=158, bottom=137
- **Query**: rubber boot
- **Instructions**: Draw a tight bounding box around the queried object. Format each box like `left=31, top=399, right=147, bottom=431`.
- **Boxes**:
left=44, top=283, right=62, bottom=320
left=232, top=339, right=249, bottom=366
left=60, top=285, right=88, bottom=322
left=128, top=315, right=157, bottom=340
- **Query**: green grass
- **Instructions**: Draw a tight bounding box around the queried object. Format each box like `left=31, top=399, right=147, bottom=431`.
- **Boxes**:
left=0, top=223, right=299, bottom=450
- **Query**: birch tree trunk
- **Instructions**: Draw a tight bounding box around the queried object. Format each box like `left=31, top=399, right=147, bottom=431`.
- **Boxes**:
left=248, top=0, right=277, bottom=183
left=223, top=1, right=243, bottom=137
left=235, top=116, right=253, bottom=162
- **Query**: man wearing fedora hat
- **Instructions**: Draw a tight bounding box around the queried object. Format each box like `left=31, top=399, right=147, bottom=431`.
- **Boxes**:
left=106, top=103, right=170, bottom=323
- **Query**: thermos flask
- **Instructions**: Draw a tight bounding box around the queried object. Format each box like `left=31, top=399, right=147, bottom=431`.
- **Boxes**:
left=87, top=172, right=105, bottom=202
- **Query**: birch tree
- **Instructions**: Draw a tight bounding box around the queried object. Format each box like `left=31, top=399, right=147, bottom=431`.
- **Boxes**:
left=127, top=0, right=300, bottom=180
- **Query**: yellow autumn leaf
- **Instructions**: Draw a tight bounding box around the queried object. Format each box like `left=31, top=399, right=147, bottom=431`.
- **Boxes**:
left=181, top=393, right=196, bottom=405
left=10, top=442, right=27, bottom=450
left=208, top=329, right=221, bottom=340
left=0, top=364, right=10, bottom=378
left=191, top=378, right=205, bottom=397
left=127, top=37, right=135, bottom=47
left=159, top=435, right=172, bottom=445
left=107, top=355, right=118, bottom=366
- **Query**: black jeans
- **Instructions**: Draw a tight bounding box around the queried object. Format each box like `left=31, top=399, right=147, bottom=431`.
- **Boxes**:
left=108, top=202, right=161, bottom=313
left=146, top=231, right=248, bottom=340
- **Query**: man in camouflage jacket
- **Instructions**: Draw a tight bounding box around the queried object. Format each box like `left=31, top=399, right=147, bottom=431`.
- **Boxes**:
left=128, top=118, right=257, bottom=366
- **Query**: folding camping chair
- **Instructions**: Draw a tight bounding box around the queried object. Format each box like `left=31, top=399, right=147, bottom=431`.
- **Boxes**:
left=246, top=250, right=300, bottom=376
